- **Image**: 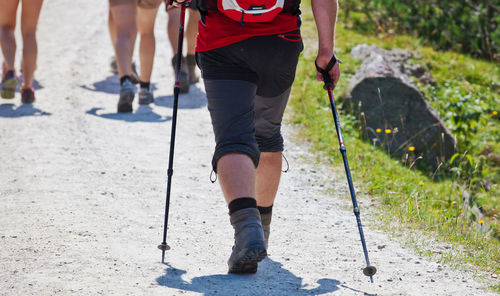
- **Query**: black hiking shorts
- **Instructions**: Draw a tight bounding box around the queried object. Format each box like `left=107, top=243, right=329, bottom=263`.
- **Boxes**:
left=197, top=31, right=303, bottom=171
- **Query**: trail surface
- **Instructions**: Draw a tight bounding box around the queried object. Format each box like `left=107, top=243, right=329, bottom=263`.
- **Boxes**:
left=0, top=1, right=496, bottom=295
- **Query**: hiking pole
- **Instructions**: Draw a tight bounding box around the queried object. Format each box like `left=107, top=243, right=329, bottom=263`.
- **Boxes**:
left=158, top=1, right=187, bottom=263
left=316, top=56, right=377, bottom=282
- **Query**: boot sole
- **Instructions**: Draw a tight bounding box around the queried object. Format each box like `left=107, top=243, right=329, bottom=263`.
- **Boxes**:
left=228, top=246, right=267, bottom=274
left=1, top=78, right=18, bottom=99
left=118, top=91, right=134, bottom=113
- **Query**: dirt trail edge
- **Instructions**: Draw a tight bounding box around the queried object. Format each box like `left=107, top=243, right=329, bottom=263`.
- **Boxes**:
left=0, top=1, right=495, bottom=295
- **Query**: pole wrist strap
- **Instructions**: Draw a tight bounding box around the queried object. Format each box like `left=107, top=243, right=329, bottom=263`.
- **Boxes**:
left=315, top=53, right=342, bottom=89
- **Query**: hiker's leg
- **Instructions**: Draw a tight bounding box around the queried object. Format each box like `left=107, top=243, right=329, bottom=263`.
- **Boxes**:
left=137, top=5, right=159, bottom=83
left=203, top=79, right=260, bottom=203
left=0, top=0, right=20, bottom=71
left=254, top=88, right=291, bottom=207
left=249, top=31, right=303, bottom=248
left=166, top=5, right=190, bottom=92
left=109, top=1, right=137, bottom=77
left=166, top=6, right=180, bottom=55
left=20, top=0, right=43, bottom=89
left=108, top=9, right=117, bottom=47
left=185, top=8, right=199, bottom=84
left=185, top=8, right=199, bottom=56
left=218, top=153, right=256, bottom=203
left=203, top=78, right=265, bottom=274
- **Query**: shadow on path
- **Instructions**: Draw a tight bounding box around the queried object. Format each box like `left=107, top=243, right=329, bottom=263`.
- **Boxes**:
left=0, top=103, right=51, bottom=117
left=0, top=77, right=43, bottom=92
left=86, top=106, right=170, bottom=123
left=80, top=75, right=157, bottom=95
left=156, top=258, right=374, bottom=295
left=154, top=84, right=207, bottom=109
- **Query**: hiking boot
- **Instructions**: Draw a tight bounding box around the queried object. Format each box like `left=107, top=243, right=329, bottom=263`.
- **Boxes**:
left=171, top=56, right=189, bottom=94
left=138, top=87, right=154, bottom=105
left=186, top=54, right=199, bottom=84
left=117, top=78, right=135, bottom=113
left=260, top=212, right=272, bottom=250
left=21, top=87, right=35, bottom=104
left=1, top=69, right=18, bottom=99
left=228, top=208, right=267, bottom=274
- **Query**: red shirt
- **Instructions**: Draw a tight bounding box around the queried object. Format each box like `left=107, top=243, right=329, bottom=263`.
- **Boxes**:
left=196, top=11, right=300, bottom=52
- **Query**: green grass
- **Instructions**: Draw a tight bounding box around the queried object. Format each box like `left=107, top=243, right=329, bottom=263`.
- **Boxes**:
left=289, top=5, right=500, bottom=290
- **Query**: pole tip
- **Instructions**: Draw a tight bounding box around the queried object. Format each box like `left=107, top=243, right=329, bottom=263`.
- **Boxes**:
left=158, top=243, right=171, bottom=251
left=363, top=265, right=377, bottom=277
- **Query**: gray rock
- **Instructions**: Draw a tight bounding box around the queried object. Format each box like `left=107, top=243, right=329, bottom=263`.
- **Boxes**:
left=347, top=44, right=456, bottom=168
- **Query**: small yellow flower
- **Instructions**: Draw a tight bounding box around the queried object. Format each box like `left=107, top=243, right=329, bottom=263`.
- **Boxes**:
left=385, top=129, right=392, bottom=134
left=492, top=111, right=498, bottom=116
left=479, top=220, right=484, bottom=225
left=376, top=128, right=382, bottom=133
left=408, top=146, right=415, bottom=152
left=419, top=181, right=425, bottom=186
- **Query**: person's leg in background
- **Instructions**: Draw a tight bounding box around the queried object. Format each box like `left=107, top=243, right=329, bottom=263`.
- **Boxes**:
left=137, top=4, right=159, bottom=104
left=0, top=0, right=20, bottom=99
left=109, top=3, right=137, bottom=80
left=109, top=1, right=137, bottom=112
left=167, top=5, right=189, bottom=93
left=108, top=8, right=139, bottom=82
left=185, top=7, right=199, bottom=84
left=19, top=0, right=44, bottom=103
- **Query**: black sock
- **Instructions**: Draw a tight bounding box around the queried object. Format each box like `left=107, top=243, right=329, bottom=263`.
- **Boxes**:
left=258, top=205, right=273, bottom=215
left=120, top=75, right=132, bottom=86
left=139, top=81, right=150, bottom=89
left=228, top=197, right=257, bottom=215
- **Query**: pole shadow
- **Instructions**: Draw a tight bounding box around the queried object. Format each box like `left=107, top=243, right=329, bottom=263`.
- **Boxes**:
left=154, top=84, right=207, bottom=109
left=0, top=103, right=51, bottom=117
left=86, top=106, right=170, bottom=123
left=80, top=75, right=158, bottom=95
left=156, top=258, right=373, bottom=296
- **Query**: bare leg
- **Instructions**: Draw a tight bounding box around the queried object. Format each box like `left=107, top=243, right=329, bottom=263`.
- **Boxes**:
left=255, top=152, right=282, bottom=207
left=0, top=0, right=20, bottom=72
left=217, top=153, right=256, bottom=204
left=20, top=0, right=43, bottom=88
left=137, top=6, right=158, bottom=83
left=185, top=9, right=199, bottom=55
left=110, top=4, right=137, bottom=78
left=108, top=9, right=117, bottom=47
left=167, top=7, right=180, bottom=55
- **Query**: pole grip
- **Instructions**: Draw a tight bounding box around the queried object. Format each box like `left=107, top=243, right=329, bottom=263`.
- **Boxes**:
left=315, top=54, right=342, bottom=90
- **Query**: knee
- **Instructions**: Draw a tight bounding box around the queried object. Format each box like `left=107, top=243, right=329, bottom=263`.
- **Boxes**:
left=0, top=25, right=15, bottom=35
left=139, top=31, right=155, bottom=40
left=212, top=142, right=260, bottom=173
left=254, top=115, right=284, bottom=152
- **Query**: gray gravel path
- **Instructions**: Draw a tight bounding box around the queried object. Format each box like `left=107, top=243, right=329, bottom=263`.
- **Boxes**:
left=0, top=1, right=496, bottom=295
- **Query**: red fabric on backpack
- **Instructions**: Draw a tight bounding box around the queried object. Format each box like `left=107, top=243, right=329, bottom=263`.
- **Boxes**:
left=196, top=10, right=299, bottom=52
